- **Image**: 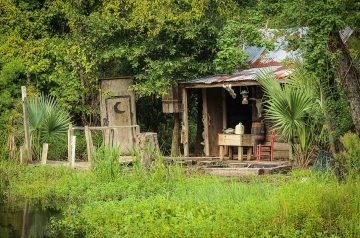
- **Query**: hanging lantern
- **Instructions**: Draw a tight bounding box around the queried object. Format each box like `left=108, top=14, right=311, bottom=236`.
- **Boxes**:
left=240, top=90, right=249, bottom=104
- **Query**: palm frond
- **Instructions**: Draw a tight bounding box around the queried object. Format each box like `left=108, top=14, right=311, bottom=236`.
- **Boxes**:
left=257, top=71, right=315, bottom=141
left=27, top=95, right=71, bottom=159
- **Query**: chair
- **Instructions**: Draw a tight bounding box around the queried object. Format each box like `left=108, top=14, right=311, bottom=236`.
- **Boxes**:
left=256, top=129, right=276, bottom=161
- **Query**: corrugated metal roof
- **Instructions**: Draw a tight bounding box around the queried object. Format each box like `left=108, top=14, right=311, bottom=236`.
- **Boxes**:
left=181, top=27, right=352, bottom=86
left=183, top=66, right=290, bottom=85
left=340, top=27, right=354, bottom=43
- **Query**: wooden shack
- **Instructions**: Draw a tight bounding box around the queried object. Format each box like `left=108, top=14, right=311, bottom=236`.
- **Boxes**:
left=178, top=72, right=291, bottom=160
left=100, top=76, right=137, bottom=155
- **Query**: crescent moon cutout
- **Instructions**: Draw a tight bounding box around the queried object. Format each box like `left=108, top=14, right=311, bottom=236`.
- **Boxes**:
left=114, top=102, right=125, bottom=114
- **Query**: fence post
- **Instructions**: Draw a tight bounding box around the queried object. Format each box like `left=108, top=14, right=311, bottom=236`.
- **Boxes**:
left=84, top=126, right=93, bottom=165
left=41, top=143, right=48, bottom=165
left=71, top=136, right=76, bottom=168
left=21, top=86, right=31, bottom=163
left=67, top=123, right=73, bottom=162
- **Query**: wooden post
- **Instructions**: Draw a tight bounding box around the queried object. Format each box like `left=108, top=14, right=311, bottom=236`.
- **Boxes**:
left=41, top=143, right=48, bottom=164
left=202, top=89, right=210, bottom=156
left=222, top=89, right=227, bottom=130
left=171, top=113, right=180, bottom=156
left=181, top=87, right=189, bottom=157
left=71, top=136, right=76, bottom=168
left=21, top=86, right=31, bottom=162
left=246, top=147, right=252, bottom=161
left=104, top=128, right=110, bottom=147
left=219, top=146, right=224, bottom=161
left=67, top=123, right=73, bottom=162
left=84, top=126, right=93, bottom=163
left=222, top=89, right=228, bottom=156
left=238, top=147, right=243, bottom=161
left=229, top=147, right=233, bottom=159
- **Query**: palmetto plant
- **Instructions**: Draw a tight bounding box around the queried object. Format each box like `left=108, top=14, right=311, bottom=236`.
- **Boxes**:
left=258, top=72, right=316, bottom=167
left=28, top=95, right=71, bottom=159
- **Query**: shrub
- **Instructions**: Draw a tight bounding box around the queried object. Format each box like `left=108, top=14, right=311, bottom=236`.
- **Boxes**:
left=335, top=132, right=360, bottom=179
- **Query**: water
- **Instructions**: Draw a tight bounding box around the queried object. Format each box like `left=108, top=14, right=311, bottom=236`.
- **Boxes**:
left=0, top=203, right=54, bottom=238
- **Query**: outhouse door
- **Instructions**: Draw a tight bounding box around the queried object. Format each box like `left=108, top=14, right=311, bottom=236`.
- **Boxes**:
left=104, top=96, right=136, bottom=154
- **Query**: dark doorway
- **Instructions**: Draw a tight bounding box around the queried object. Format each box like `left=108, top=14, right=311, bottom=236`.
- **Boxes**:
left=226, top=87, right=253, bottom=134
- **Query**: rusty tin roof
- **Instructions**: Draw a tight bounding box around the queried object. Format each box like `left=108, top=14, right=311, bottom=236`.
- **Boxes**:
left=181, top=27, right=352, bottom=87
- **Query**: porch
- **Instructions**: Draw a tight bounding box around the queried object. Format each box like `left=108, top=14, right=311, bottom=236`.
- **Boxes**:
left=178, top=73, right=291, bottom=161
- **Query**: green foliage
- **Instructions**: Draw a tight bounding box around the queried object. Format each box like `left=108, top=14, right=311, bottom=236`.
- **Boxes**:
left=258, top=73, right=314, bottom=142
left=28, top=95, right=71, bottom=159
left=258, top=72, right=316, bottom=167
left=0, top=58, right=26, bottom=131
left=336, top=133, right=360, bottom=179
left=214, top=20, right=270, bottom=74
left=92, top=145, right=122, bottom=181
left=256, top=0, right=358, bottom=143
left=0, top=0, right=247, bottom=127
left=0, top=161, right=359, bottom=237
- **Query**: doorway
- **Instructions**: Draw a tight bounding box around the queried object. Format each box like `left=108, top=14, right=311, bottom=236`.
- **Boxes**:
left=226, top=87, right=253, bottom=134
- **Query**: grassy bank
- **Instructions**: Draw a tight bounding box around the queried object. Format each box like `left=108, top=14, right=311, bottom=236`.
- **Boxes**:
left=0, top=160, right=359, bottom=237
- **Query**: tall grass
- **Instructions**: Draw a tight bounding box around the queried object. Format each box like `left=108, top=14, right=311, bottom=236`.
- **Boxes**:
left=0, top=160, right=359, bottom=237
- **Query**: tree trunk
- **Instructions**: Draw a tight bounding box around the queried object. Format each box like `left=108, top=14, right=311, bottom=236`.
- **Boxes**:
left=171, top=113, right=180, bottom=156
left=320, top=82, right=341, bottom=154
left=329, top=30, right=360, bottom=136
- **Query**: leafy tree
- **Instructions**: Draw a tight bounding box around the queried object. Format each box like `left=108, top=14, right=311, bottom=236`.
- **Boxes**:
left=0, top=0, right=246, bottom=127
left=256, top=0, right=360, bottom=143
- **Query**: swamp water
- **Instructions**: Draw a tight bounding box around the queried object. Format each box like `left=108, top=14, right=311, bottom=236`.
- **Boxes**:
left=0, top=203, right=56, bottom=238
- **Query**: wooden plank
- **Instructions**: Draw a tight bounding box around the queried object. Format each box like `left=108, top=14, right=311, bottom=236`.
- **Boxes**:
left=207, top=88, right=224, bottom=156
left=222, top=89, right=228, bottom=156
left=204, top=167, right=262, bottom=176
left=222, top=89, right=227, bottom=130
left=70, top=136, right=76, bottom=168
left=41, top=143, right=48, bottom=165
left=218, top=134, right=243, bottom=146
left=202, top=89, right=210, bottom=156
left=162, top=87, right=182, bottom=113
left=21, top=86, right=31, bottom=162
left=181, top=87, right=189, bottom=156
left=218, top=134, right=254, bottom=146
left=100, top=77, right=137, bottom=155
left=67, top=123, right=73, bottom=162
left=84, top=126, right=92, bottom=163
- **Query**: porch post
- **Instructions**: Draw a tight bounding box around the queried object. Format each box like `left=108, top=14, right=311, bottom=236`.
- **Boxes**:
left=182, top=87, right=189, bottom=157
left=202, top=89, right=210, bottom=156
left=222, top=89, right=228, bottom=157
left=222, top=89, right=227, bottom=129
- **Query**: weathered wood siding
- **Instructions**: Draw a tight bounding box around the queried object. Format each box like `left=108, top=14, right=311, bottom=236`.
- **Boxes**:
left=206, top=88, right=224, bottom=156
left=100, top=77, right=137, bottom=155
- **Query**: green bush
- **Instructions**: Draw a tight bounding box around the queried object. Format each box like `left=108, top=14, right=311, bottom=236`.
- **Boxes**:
left=92, top=145, right=122, bottom=181
left=0, top=161, right=359, bottom=237
left=336, top=133, right=360, bottom=179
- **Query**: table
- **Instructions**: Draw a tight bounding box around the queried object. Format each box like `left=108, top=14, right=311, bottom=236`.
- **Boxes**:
left=218, top=134, right=263, bottom=161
